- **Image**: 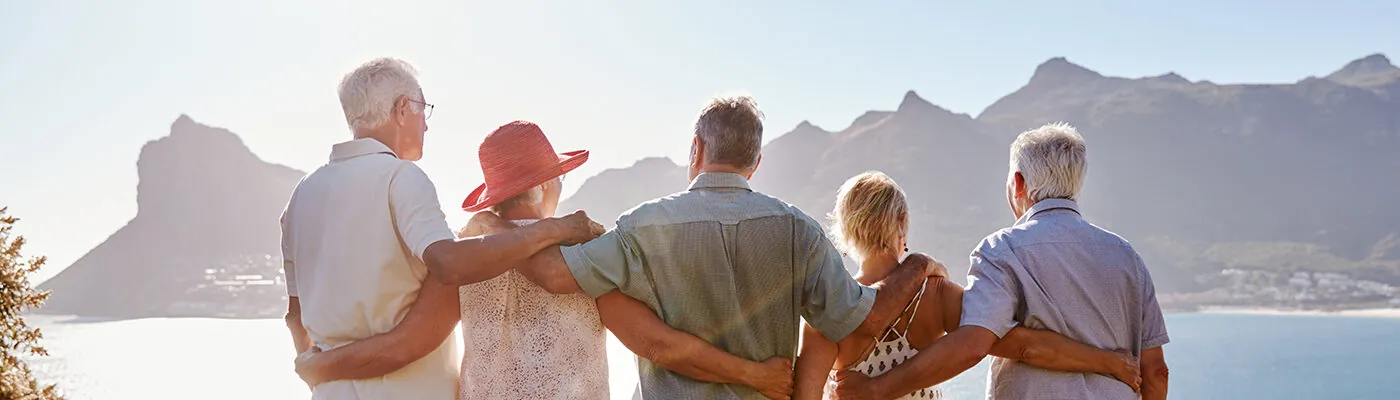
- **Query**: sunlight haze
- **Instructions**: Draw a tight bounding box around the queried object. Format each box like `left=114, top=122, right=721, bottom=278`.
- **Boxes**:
left=3, top=0, right=1398, bottom=283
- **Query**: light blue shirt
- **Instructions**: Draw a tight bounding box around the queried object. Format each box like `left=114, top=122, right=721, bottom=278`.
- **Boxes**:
left=961, top=199, right=1170, bottom=400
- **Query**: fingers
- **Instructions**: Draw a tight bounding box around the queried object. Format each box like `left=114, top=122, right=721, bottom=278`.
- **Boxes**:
left=589, top=220, right=606, bottom=237
left=832, top=369, right=858, bottom=383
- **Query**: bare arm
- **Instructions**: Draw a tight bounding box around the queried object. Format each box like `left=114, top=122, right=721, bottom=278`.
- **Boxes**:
left=793, top=323, right=839, bottom=400
left=1141, top=346, right=1168, bottom=400
left=285, top=297, right=312, bottom=355
left=454, top=211, right=585, bottom=294
left=423, top=210, right=602, bottom=286
left=990, top=327, right=1140, bottom=391
left=293, top=274, right=461, bottom=386
left=515, top=246, right=582, bottom=294
left=835, top=326, right=997, bottom=399
left=851, top=254, right=944, bottom=337
left=598, top=290, right=793, bottom=399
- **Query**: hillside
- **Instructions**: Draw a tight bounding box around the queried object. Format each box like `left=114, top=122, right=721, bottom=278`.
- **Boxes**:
left=38, top=116, right=304, bottom=318
left=37, top=54, right=1400, bottom=317
left=563, top=54, right=1400, bottom=292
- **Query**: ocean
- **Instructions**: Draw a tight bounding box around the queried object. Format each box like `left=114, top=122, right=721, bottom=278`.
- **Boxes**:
left=20, top=312, right=1400, bottom=399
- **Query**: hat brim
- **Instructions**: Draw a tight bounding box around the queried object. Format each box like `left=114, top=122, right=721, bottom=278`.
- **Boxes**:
left=461, top=149, right=589, bottom=212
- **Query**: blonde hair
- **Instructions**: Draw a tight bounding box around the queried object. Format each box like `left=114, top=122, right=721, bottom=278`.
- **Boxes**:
left=829, top=171, right=909, bottom=262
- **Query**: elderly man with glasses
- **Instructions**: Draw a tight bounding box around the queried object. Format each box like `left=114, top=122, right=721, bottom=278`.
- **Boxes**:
left=279, top=57, right=605, bottom=399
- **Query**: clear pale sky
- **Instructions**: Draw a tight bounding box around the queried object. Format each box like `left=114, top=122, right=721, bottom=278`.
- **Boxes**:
left=2, top=0, right=1397, bottom=283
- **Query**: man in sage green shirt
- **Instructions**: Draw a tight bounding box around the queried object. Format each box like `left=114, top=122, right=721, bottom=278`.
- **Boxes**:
left=514, top=94, right=943, bottom=399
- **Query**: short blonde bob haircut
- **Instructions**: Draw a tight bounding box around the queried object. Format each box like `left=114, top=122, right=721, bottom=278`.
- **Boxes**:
left=829, top=171, right=909, bottom=261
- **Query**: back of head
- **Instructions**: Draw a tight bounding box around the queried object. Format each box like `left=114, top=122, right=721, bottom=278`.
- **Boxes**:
left=830, top=171, right=908, bottom=261
left=694, top=94, right=764, bottom=170
left=1009, top=122, right=1088, bottom=203
left=338, top=58, right=423, bottom=133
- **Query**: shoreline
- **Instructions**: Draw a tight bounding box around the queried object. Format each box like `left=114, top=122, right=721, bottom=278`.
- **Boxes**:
left=1195, top=306, right=1400, bottom=319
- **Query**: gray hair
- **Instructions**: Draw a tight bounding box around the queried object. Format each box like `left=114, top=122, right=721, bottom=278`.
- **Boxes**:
left=1009, top=122, right=1088, bottom=203
left=338, top=57, right=423, bottom=132
left=694, top=94, right=764, bottom=170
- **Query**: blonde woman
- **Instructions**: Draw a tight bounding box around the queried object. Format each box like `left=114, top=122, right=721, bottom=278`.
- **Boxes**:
left=793, top=172, right=1140, bottom=400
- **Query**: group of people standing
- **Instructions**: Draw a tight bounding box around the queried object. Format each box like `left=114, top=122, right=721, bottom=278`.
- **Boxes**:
left=279, top=57, right=1170, bottom=400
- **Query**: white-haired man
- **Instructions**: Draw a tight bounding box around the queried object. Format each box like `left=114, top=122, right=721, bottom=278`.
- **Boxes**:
left=280, top=58, right=603, bottom=399
left=831, top=123, right=1171, bottom=400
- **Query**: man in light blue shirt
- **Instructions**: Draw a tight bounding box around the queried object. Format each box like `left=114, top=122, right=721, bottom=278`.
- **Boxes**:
left=833, top=122, right=1171, bottom=400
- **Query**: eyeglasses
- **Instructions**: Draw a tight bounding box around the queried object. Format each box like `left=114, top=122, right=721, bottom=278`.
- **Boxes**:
left=408, top=98, right=435, bottom=120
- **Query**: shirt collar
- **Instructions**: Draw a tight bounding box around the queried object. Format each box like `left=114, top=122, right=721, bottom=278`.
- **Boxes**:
left=687, top=172, right=752, bottom=192
left=330, top=138, right=398, bottom=162
left=1016, top=198, right=1081, bottom=224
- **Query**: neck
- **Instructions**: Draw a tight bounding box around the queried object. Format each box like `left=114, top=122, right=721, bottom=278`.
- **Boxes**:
left=498, top=205, right=544, bottom=221
left=354, top=127, right=400, bottom=159
left=698, top=164, right=750, bottom=177
left=855, top=252, right=900, bottom=286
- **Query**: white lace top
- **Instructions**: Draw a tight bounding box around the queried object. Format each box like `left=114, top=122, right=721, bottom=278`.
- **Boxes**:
left=457, top=220, right=610, bottom=399
left=835, top=283, right=942, bottom=400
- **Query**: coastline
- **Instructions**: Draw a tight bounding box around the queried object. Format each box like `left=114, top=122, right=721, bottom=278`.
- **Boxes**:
left=1196, top=306, right=1400, bottom=319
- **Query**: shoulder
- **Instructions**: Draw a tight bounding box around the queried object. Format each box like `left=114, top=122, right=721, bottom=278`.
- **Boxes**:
left=925, top=277, right=964, bottom=308
left=972, top=226, right=1018, bottom=256
left=1084, top=221, right=1136, bottom=249
left=388, top=160, right=432, bottom=183
left=613, top=190, right=690, bottom=229
left=782, top=200, right=828, bottom=234
left=386, top=161, right=441, bottom=197
left=912, top=277, right=964, bottom=335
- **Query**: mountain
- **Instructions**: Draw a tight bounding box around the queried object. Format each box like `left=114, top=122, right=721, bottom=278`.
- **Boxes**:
left=562, top=54, right=1400, bottom=292
left=560, top=157, right=691, bottom=225
left=38, top=116, right=304, bottom=318
left=38, top=55, right=1400, bottom=317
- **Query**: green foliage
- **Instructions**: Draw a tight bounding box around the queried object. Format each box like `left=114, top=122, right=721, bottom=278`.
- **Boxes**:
left=0, top=207, right=62, bottom=400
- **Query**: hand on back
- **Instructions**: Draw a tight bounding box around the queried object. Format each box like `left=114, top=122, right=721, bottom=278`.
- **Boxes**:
left=747, top=357, right=794, bottom=400
left=1108, top=350, right=1142, bottom=393
left=293, top=347, right=326, bottom=388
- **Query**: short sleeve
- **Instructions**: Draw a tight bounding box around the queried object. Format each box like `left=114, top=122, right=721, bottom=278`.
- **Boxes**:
left=959, top=245, right=1021, bottom=338
left=1137, top=254, right=1171, bottom=350
left=388, top=163, right=456, bottom=262
left=798, top=219, right=876, bottom=342
left=280, top=205, right=297, bottom=297
left=562, top=228, right=659, bottom=308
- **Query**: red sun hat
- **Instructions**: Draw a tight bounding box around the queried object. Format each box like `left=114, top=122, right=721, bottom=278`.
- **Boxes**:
left=462, top=121, right=589, bottom=212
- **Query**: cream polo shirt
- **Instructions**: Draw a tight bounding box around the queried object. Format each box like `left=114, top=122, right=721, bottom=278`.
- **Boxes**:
left=281, top=138, right=459, bottom=400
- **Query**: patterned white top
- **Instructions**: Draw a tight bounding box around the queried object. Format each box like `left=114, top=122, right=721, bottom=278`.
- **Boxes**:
left=457, top=220, right=610, bottom=399
left=835, top=282, right=942, bottom=400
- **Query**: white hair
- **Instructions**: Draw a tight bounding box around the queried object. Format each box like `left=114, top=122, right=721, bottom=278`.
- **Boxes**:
left=338, top=57, right=423, bottom=132
left=490, top=177, right=560, bottom=214
left=1009, top=122, right=1087, bottom=203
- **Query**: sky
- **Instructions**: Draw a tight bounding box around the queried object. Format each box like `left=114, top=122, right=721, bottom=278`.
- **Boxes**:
left=2, top=0, right=1398, bottom=283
